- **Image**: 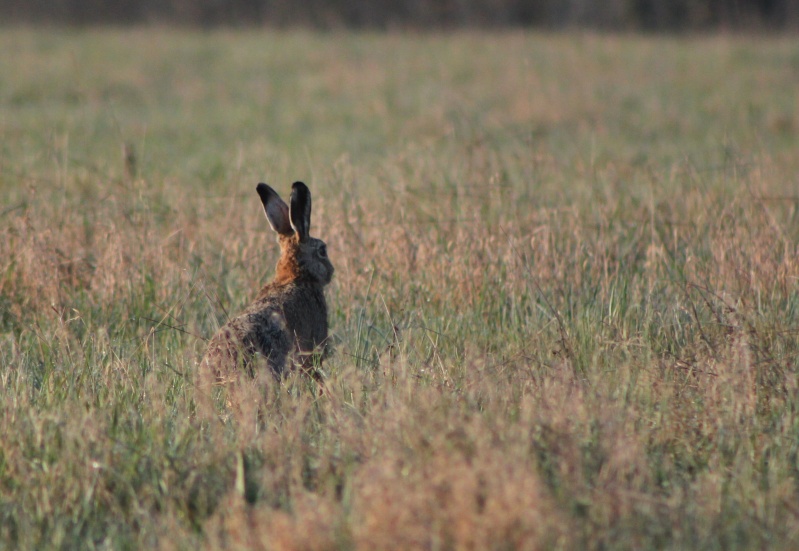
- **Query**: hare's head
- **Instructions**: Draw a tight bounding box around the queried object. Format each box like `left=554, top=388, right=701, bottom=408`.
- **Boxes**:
left=256, top=182, right=334, bottom=286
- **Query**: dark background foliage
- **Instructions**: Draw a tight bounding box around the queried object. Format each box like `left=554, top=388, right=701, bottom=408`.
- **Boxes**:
left=2, top=0, right=798, bottom=29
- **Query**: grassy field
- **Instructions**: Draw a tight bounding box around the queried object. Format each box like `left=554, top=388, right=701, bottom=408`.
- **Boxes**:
left=1, top=28, right=798, bottom=549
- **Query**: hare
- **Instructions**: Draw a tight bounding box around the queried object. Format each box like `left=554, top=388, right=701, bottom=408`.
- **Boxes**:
left=201, top=181, right=334, bottom=389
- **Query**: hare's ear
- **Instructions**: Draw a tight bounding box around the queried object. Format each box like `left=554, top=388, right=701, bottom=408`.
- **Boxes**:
left=289, top=181, right=311, bottom=242
left=256, top=183, right=292, bottom=236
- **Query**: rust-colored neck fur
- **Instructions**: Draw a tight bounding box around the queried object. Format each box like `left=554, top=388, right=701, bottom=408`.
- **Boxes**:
left=273, top=235, right=300, bottom=286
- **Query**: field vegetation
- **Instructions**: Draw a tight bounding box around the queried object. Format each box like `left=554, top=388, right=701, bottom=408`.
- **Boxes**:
left=1, top=29, right=799, bottom=549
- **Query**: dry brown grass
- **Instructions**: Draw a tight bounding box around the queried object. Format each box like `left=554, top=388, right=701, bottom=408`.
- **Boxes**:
left=0, top=29, right=798, bottom=550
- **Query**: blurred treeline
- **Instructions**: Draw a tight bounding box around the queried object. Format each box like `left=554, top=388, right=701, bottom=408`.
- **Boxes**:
left=1, top=0, right=798, bottom=29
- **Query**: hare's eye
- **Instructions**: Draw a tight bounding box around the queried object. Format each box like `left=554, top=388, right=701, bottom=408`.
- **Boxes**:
left=318, top=244, right=327, bottom=258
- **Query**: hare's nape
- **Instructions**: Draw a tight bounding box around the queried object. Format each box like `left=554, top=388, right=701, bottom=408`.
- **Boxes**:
left=257, top=183, right=292, bottom=235
left=289, top=181, right=311, bottom=242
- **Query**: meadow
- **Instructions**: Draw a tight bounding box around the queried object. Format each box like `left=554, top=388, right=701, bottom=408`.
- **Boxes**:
left=1, top=28, right=798, bottom=549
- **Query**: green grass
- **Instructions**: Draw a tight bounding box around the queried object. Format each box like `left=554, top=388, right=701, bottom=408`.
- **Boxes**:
left=1, top=28, right=799, bottom=549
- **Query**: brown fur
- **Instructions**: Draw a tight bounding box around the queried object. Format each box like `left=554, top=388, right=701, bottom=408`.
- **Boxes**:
left=199, top=182, right=334, bottom=405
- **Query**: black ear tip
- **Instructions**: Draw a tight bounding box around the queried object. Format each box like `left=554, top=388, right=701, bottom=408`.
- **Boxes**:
left=256, top=182, right=273, bottom=200
left=291, top=181, right=309, bottom=194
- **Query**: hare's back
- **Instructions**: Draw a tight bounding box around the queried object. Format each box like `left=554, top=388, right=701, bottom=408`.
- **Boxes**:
left=203, top=304, right=292, bottom=377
